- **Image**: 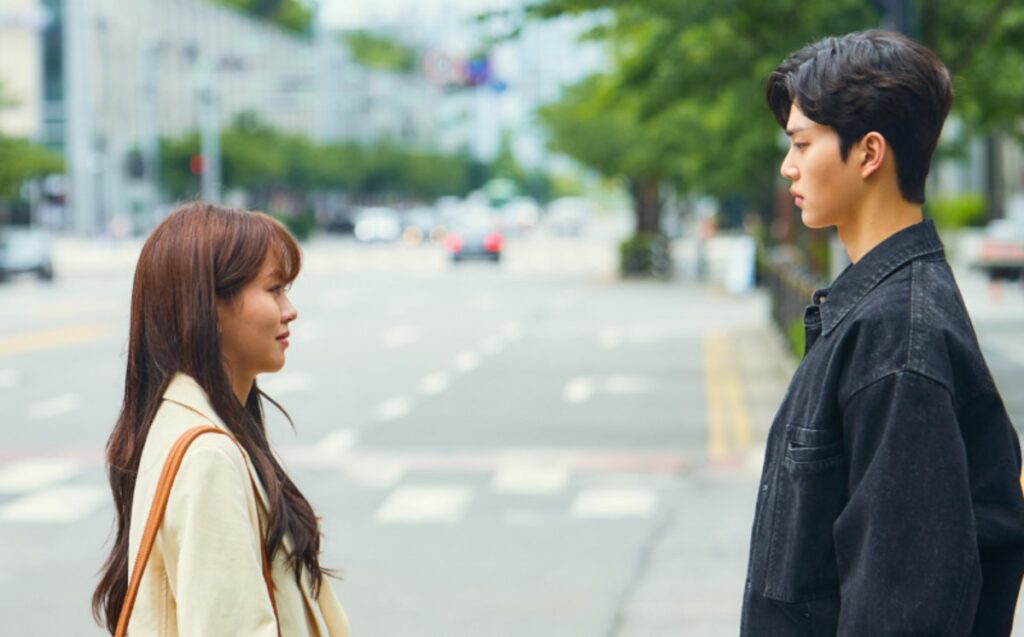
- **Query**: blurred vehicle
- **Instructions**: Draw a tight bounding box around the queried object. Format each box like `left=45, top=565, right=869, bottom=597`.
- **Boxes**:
left=353, top=207, right=402, bottom=242
left=401, top=206, right=443, bottom=246
left=445, top=211, right=503, bottom=263
left=500, top=197, right=541, bottom=236
left=545, top=197, right=592, bottom=236
left=0, top=227, right=54, bottom=282
left=973, top=218, right=1024, bottom=284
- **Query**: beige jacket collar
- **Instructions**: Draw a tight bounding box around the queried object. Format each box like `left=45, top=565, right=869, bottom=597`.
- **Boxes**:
left=161, top=373, right=271, bottom=511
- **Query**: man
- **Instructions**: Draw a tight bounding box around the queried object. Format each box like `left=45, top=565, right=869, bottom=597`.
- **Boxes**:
left=742, top=30, right=1024, bottom=635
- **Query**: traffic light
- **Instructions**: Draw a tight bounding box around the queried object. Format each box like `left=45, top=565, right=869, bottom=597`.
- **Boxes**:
left=189, top=155, right=205, bottom=176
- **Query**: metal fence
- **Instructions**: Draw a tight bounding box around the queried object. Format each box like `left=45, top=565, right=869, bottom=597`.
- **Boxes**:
left=760, top=255, right=824, bottom=351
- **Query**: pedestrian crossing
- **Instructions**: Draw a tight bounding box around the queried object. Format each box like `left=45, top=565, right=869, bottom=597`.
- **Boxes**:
left=0, top=452, right=682, bottom=526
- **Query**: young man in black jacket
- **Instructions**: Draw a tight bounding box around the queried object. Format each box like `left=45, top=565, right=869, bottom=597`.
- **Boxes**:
left=742, top=30, right=1024, bottom=635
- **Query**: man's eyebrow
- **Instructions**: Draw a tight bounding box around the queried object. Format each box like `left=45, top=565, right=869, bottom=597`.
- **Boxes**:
left=785, top=126, right=808, bottom=137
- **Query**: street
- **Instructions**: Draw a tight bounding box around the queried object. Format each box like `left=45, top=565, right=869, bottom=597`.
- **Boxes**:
left=0, top=217, right=1022, bottom=636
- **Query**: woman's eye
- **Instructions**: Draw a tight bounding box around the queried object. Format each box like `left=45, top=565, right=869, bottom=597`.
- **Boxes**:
left=793, top=142, right=808, bottom=151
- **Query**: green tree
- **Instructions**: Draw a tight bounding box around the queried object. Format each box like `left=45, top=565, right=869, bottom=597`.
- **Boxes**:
left=209, top=0, right=311, bottom=35
left=342, top=31, right=418, bottom=73
left=0, top=80, right=63, bottom=201
left=527, top=0, right=1024, bottom=231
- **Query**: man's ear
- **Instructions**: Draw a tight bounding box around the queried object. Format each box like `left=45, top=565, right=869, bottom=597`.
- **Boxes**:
left=859, top=132, right=886, bottom=179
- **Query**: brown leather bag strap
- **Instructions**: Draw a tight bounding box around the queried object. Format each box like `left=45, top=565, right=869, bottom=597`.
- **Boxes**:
left=114, top=426, right=281, bottom=637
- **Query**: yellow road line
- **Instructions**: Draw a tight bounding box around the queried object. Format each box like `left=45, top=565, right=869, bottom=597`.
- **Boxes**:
left=703, top=333, right=753, bottom=462
left=0, top=324, right=115, bottom=357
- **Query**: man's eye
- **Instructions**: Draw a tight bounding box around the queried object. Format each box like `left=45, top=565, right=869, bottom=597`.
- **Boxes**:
left=270, top=285, right=283, bottom=294
left=793, top=143, right=808, bottom=150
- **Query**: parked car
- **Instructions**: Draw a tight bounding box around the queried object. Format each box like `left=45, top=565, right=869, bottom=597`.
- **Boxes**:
left=973, top=218, right=1024, bottom=284
left=0, top=227, right=54, bottom=282
left=445, top=212, right=503, bottom=263
left=353, top=207, right=402, bottom=242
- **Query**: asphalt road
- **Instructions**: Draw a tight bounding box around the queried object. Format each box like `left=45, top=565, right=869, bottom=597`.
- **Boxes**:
left=0, top=219, right=1021, bottom=636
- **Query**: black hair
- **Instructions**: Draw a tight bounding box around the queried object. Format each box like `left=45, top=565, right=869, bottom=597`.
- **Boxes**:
left=766, top=30, right=953, bottom=204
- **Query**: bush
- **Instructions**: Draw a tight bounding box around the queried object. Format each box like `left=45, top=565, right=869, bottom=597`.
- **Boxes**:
left=786, top=319, right=805, bottom=359
left=272, top=210, right=315, bottom=242
left=619, top=232, right=673, bottom=278
left=927, top=193, right=986, bottom=230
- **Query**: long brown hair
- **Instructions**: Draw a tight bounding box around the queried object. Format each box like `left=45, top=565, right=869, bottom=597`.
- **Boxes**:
left=93, top=202, right=329, bottom=633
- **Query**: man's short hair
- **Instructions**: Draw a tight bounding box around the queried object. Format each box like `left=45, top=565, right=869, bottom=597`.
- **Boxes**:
left=766, top=30, right=953, bottom=204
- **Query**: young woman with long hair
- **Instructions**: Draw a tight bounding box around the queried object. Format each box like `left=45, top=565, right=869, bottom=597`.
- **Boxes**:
left=92, top=202, right=349, bottom=635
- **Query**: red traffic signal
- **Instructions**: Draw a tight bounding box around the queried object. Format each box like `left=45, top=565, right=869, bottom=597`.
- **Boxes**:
left=189, top=155, right=205, bottom=176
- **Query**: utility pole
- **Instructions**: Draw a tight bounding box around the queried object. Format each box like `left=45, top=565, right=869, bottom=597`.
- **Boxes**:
left=195, top=57, right=222, bottom=204
left=64, top=0, right=97, bottom=234
left=140, top=38, right=163, bottom=229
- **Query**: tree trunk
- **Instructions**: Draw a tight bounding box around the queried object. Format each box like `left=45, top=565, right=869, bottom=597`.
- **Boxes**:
left=629, top=177, right=662, bottom=235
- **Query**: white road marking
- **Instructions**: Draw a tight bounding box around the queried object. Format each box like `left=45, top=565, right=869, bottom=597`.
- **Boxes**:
left=492, top=462, right=569, bottom=494
left=259, top=371, right=314, bottom=396
left=317, top=429, right=359, bottom=455
left=453, top=350, right=481, bottom=373
left=603, top=375, right=654, bottom=395
left=599, top=328, right=623, bottom=350
left=479, top=336, right=504, bottom=356
left=375, top=396, right=414, bottom=421
left=0, top=458, right=82, bottom=494
left=343, top=458, right=406, bottom=488
left=28, top=393, right=82, bottom=420
left=375, top=485, right=472, bottom=524
left=570, top=489, right=657, bottom=519
left=0, top=369, right=22, bottom=389
left=383, top=325, right=419, bottom=349
left=418, top=372, right=451, bottom=396
left=501, top=322, right=525, bottom=343
left=0, top=484, right=107, bottom=523
left=562, top=377, right=595, bottom=404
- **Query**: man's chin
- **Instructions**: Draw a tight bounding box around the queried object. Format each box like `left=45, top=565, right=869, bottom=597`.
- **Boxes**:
left=800, top=209, right=831, bottom=230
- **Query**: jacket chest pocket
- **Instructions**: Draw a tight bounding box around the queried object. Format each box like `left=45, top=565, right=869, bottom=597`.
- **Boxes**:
left=763, top=424, right=845, bottom=603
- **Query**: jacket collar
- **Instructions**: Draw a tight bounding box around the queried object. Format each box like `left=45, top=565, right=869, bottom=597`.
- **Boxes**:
left=162, top=372, right=231, bottom=432
left=818, top=219, right=944, bottom=336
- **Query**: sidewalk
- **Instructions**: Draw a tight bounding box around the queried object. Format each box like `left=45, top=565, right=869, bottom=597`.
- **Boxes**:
left=617, top=281, right=789, bottom=637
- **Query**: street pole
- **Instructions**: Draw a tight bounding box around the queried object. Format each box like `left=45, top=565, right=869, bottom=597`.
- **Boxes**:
left=140, top=39, right=163, bottom=229
left=64, top=0, right=97, bottom=234
left=196, top=58, right=222, bottom=203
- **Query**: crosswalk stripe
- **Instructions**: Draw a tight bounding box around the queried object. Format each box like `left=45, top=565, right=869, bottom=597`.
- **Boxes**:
left=0, top=484, right=106, bottom=523
left=570, top=488, right=658, bottom=519
left=492, top=463, right=569, bottom=494
left=28, top=393, right=82, bottom=420
left=0, top=458, right=82, bottom=494
left=375, top=485, right=472, bottom=524
left=259, top=371, right=313, bottom=396
left=375, top=396, right=414, bottom=421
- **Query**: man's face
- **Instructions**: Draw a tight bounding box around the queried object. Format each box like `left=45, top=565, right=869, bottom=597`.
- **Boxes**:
left=780, top=103, right=864, bottom=229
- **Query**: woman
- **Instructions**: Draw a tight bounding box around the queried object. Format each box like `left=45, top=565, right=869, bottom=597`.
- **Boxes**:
left=92, top=202, right=349, bottom=636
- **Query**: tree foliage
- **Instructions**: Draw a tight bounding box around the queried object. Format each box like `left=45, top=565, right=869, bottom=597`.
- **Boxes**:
left=528, top=0, right=1024, bottom=228
left=158, top=113, right=547, bottom=207
left=342, top=31, right=418, bottom=73
left=209, top=0, right=311, bottom=35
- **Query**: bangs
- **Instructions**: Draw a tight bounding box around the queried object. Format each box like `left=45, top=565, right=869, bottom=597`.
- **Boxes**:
left=257, top=212, right=302, bottom=285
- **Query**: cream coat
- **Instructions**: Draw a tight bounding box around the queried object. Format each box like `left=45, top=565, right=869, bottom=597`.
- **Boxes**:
left=126, top=373, right=350, bottom=636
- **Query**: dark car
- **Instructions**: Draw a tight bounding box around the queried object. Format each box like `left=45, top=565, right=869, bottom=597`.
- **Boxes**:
left=0, top=228, right=54, bottom=282
left=444, top=211, right=503, bottom=263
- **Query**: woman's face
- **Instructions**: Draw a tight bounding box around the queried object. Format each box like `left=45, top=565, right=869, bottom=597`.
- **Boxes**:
left=217, top=250, right=297, bottom=383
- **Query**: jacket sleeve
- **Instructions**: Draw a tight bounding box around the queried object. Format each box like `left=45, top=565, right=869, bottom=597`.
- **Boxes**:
left=161, top=436, right=280, bottom=637
left=834, top=371, right=981, bottom=636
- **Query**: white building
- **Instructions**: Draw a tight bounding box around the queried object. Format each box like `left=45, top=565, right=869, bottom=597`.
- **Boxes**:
left=0, top=0, right=47, bottom=139
left=55, top=0, right=357, bottom=234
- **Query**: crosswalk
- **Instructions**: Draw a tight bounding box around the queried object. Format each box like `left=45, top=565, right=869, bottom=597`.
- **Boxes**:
left=0, top=451, right=683, bottom=526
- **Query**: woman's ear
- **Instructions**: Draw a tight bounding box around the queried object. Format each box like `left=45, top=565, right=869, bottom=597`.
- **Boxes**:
left=859, top=131, right=886, bottom=179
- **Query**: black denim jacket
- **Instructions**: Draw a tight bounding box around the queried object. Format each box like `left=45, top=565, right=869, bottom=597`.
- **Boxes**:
left=741, top=221, right=1024, bottom=636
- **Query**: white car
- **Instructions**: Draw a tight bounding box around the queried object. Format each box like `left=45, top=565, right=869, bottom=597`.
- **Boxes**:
left=354, top=207, right=402, bottom=242
left=0, top=227, right=54, bottom=281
